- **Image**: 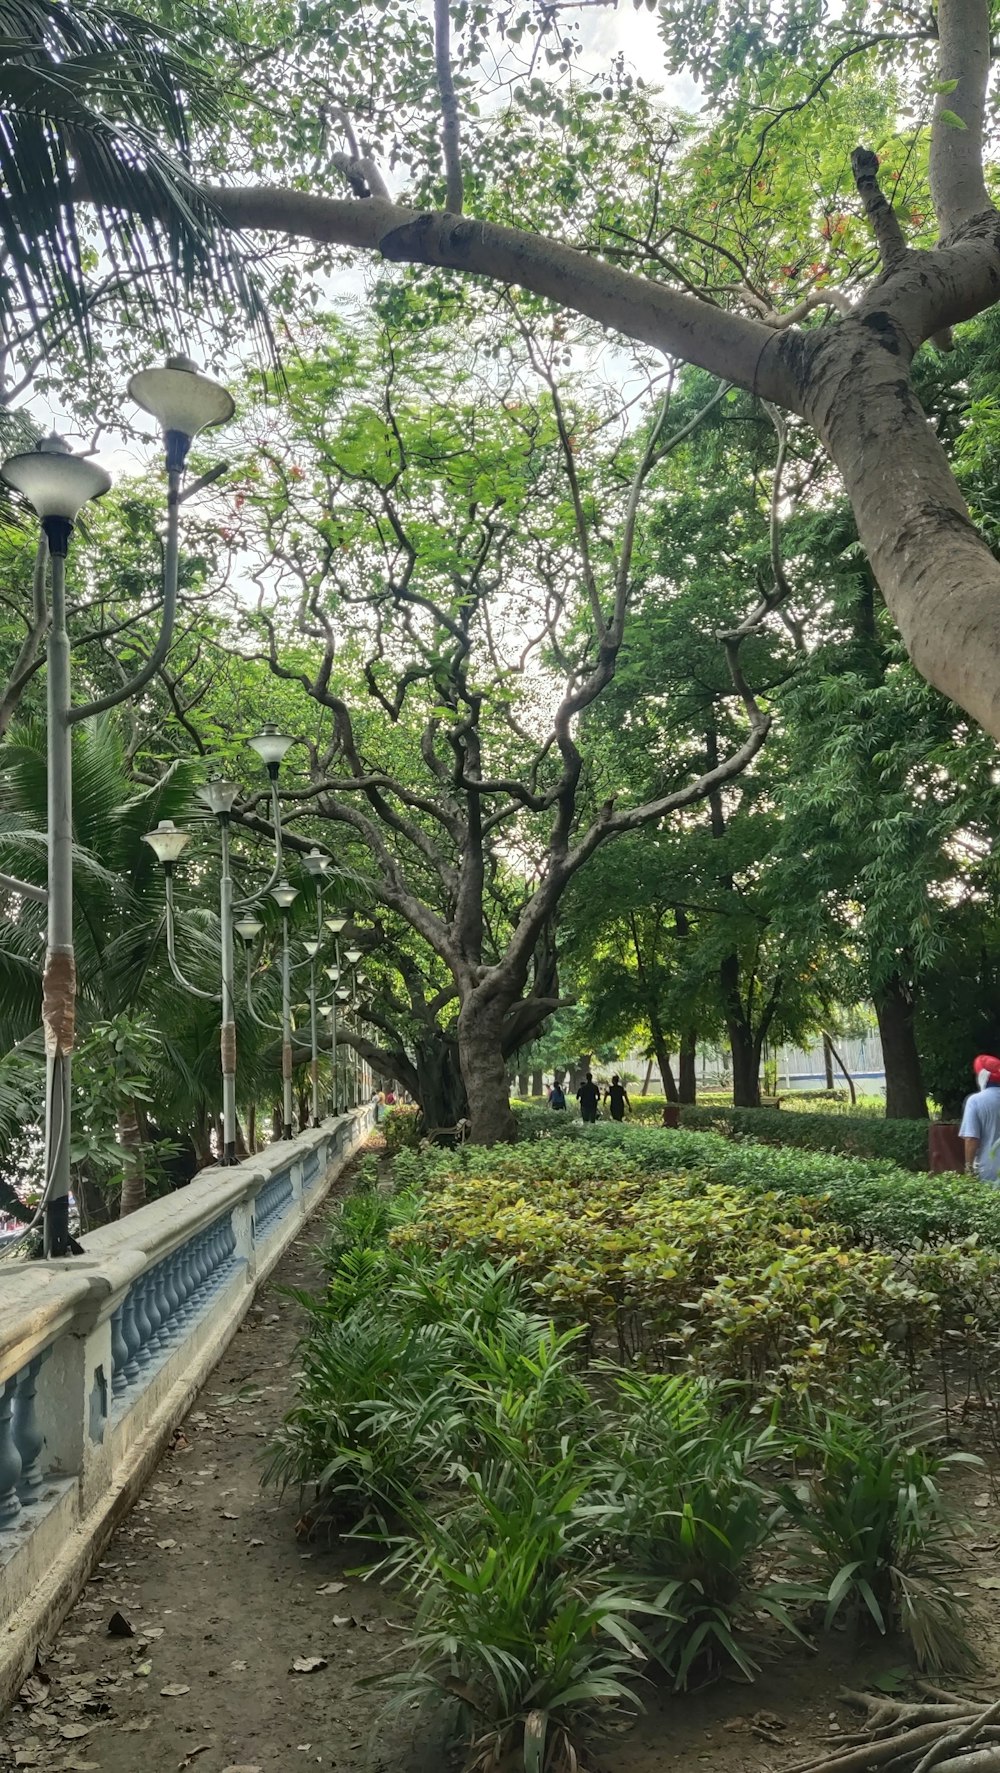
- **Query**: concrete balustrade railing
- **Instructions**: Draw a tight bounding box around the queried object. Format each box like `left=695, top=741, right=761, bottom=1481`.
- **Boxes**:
left=0, top=1105, right=373, bottom=1712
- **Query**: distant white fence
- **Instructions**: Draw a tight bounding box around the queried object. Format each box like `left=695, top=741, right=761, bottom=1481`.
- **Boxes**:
left=0, top=1106, right=373, bottom=1711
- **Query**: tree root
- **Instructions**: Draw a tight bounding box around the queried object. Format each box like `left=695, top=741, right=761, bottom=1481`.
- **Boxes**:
left=785, top=1693, right=1000, bottom=1773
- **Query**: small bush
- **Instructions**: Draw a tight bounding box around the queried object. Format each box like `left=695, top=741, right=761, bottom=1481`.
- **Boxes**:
left=775, top=1382, right=979, bottom=1669
left=383, top=1104, right=423, bottom=1152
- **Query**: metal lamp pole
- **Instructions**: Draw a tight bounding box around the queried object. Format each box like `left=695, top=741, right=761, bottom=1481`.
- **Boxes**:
left=0, top=361, right=233, bottom=1255
left=301, top=848, right=330, bottom=1127
left=271, top=879, right=299, bottom=1139
left=325, top=912, right=348, bottom=1115
left=343, top=947, right=362, bottom=1108
left=143, top=727, right=294, bottom=1163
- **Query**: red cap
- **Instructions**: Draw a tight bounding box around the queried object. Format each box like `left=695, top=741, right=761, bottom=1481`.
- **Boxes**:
left=973, top=1054, right=1000, bottom=1081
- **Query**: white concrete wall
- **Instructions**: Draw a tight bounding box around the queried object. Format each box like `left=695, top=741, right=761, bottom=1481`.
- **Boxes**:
left=0, top=1107, right=374, bottom=1712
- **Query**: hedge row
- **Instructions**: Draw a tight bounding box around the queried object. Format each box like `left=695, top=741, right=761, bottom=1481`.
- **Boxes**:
left=509, top=1108, right=1000, bottom=1249
left=677, top=1103, right=930, bottom=1172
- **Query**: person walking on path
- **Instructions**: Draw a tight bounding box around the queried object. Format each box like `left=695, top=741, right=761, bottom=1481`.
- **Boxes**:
left=604, top=1074, right=630, bottom=1122
left=548, top=1079, right=566, bottom=1110
left=960, top=1053, right=1000, bottom=1181
left=576, top=1072, right=600, bottom=1124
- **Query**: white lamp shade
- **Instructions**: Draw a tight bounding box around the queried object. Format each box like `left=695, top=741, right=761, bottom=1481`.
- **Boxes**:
left=302, top=848, right=329, bottom=877
left=142, top=820, right=192, bottom=864
left=303, top=938, right=320, bottom=958
left=335, top=987, right=351, bottom=1002
left=325, top=915, right=347, bottom=935
left=248, top=723, right=294, bottom=767
left=344, top=947, right=362, bottom=965
left=325, top=965, right=340, bottom=982
left=234, top=915, right=263, bottom=942
left=271, top=879, right=299, bottom=910
left=128, top=356, right=235, bottom=439
left=1, top=434, right=111, bottom=521
left=197, top=778, right=241, bottom=815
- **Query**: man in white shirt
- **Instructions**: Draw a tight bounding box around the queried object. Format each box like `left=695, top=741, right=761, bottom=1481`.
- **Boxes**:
left=959, top=1053, right=1000, bottom=1182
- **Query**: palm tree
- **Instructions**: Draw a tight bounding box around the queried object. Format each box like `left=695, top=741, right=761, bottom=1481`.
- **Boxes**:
left=0, top=0, right=268, bottom=348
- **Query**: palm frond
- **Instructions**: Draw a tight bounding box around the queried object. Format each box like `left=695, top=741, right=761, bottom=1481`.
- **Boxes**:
left=0, top=0, right=273, bottom=352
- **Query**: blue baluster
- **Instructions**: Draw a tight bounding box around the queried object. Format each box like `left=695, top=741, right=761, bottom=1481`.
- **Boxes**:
left=0, top=1377, right=22, bottom=1525
left=13, top=1356, right=44, bottom=1500
left=177, top=1240, right=198, bottom=1321
left=132, top=1275, right=153, bottom=1369
left=110, top=1307, right=130, bottom=1397
left=144, top=1264, right=165, bottom=1353
left=161, top=1252, right=183, bottom=1340
left=121, top=1291, right=142, bottom=1384
left=189, top=1231, right=210, bottom=1306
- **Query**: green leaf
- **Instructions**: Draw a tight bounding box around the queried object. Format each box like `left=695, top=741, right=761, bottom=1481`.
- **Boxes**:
left=939, top=109, right=968, bottom=130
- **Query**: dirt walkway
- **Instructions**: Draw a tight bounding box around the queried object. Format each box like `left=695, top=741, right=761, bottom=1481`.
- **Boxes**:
left=3, top=1158, right=999, bottom=1773
left=0, top=1172, right=439, bottom=1773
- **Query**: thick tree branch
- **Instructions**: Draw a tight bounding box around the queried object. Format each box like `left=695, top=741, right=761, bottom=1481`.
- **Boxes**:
left=209, top=189, right=799, bottom=407
left=930, top=0, right=992, bottom=235
left=434, top=0, right=464, bottom=213
left=851, top=147, right=908, bottom=274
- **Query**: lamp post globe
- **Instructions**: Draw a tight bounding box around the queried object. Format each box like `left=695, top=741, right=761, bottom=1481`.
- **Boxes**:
left=198, top=778, right=241, bottom=817
left=1, top=434, right=111, bottom=555
left=128, top=355, right=235, bottom=471
left=142, top=820, right=193, bottom=868
left=249, top=724, right=295, bottom=777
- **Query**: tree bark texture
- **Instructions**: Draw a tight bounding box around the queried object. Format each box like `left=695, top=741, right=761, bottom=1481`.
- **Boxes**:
left=117, top=1099, right=146, bottom=1218
left=458, top=995, right=517, bottom=1144
left=679, top=1031, right=697, bottom=1105
left=874, top=974, right=928, bottom=1120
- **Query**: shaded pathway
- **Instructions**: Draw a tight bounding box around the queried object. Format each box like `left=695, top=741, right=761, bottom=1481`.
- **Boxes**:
left=0, top=1180, right=436, bottom=1773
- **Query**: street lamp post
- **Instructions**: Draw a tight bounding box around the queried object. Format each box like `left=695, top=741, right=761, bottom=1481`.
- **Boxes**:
left=301, top=848, right=330, bottom=1127
left=143, top=730, right=294, bottom=1163
left=0, top=359, right=233, bottom=1255
left=325, top=913, right=348, bottom=1114
left=271, top=878, right=299, bottom=1139
left=343, top=947, right=362, bottom=1108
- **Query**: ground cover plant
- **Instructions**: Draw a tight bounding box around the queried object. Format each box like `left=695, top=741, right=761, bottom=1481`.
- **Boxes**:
left=268, top=1141, right=990, bottom=1772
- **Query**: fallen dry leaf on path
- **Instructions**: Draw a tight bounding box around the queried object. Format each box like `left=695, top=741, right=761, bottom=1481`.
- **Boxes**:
left=159, top=1683, right=191, bottom=1697
left=290, top=1656, right=327, bottom=1674
left=58, top=1723, right=93, bottom=1740
left=315, top=1583, right=345, bottom=1595
left=178, top=1743, right=212, bottom=1768
left=121, top=1718, right=153, bottom=1732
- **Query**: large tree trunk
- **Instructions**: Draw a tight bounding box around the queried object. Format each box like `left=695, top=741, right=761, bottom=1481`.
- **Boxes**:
left=458, top=996, right=517, bottom=1144
left=679, top=1030, right=697, bottom=1105
left=651, top=1024, right=678, bottom=1103
left=729, top=1021, right=761, bottom=1107
left=414, top=1036, right=467, bottom=1128
left=531, top=1069, right=543, bottom=1096
left=874, top=974, right=928, bottom=1120
left=118, top=1098, right=146, bottom=1217
left=720, top=952, right=761, bottom=1107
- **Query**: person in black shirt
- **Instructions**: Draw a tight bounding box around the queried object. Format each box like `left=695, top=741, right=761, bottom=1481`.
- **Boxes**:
left=576, top=1072, right=600, bottom=1123
left=604, top=1074, right=630, bottom=1122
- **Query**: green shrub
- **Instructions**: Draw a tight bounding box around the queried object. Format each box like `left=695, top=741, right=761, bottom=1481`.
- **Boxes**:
left=678, top=1103, right=930, bottom=1171
left=383, top=1104, right=423, bottom=1152
left=386, top=1455, right=666, bottom=1773
left=775, top=1383, right=978, bottom=1669
left=508, top=1114, right=1000, bottom=1252
left=587, top=1372, right=803, bottom=1685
